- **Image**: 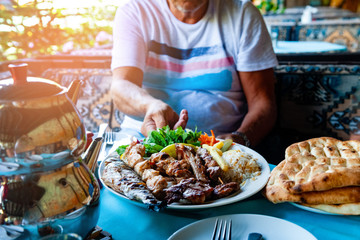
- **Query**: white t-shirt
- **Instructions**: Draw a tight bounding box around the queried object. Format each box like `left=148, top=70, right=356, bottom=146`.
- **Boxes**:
left=111, top=0, right=278, bottom=135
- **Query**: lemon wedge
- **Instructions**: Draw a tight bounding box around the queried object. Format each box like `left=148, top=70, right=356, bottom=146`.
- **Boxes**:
left=160, top=143, right=198, bottom=158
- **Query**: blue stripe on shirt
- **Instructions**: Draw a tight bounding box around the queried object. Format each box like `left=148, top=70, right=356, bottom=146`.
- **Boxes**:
left=143, top=69, right=233, bottom=91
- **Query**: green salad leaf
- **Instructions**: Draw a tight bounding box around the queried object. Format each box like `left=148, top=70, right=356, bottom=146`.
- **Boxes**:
left=115, top=126, right=202, bottom=157
left=115, top=145, right=128, bottom=156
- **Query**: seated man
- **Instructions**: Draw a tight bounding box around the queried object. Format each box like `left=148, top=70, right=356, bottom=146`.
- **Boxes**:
left=111, top=0, right=278, bottom=148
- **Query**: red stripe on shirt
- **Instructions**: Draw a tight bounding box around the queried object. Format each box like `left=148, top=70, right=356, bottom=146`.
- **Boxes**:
left=146, top=56, right=235, bottom=73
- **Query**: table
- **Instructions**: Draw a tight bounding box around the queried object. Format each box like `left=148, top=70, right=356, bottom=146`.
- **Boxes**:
left=95, top=131, right=360, bottom=240
left=273, top=41, right=348, bottom=54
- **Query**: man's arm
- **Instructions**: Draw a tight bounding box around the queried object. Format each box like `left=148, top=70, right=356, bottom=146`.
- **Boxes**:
left=111, top=67, right=188, bottom=136
left=218, top=68, right=277, bottom=147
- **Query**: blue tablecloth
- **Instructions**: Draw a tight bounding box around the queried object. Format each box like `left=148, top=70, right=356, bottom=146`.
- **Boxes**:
left=95, top=130, right=359, bottom=240
left=273, top=41, right=348, bottom=54
left=96, top=167, right=359, bottom=240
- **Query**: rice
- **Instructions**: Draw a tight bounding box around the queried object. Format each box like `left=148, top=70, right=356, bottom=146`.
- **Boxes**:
left=221, top=149, right=261, bottom=184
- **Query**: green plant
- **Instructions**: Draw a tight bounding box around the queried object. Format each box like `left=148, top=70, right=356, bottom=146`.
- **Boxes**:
left=0, top=0, right=116, bottom=61
left=254, top=0, right=285, bottom=14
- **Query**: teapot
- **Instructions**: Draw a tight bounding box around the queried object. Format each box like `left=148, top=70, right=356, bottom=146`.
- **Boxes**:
left=0, top=64, right=100, bottom=239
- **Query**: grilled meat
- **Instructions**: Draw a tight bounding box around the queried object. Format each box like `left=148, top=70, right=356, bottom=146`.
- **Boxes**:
left=134, top=160, right=151, bottom=176
left=166, top=160, right=194, bottom=178
left=176, top=144, right=209, bottom=183
left=146, top=175, right=168, bottom=199
left=213, top=182, right=240, bottom=199
left=123, top=141, right=146, bottom=168
left=102, top=159, right=165, bottom=211
left=149, top=152, right=175, bottom=174
left=122, top=142, right=169, bottom=199
left=165, top=178, right=214, bottom=205
left=197, top=147, right=222, bottom=183
left=142, top=169, right=159, bottom=182
left=150, top=152, right=193, bottom=178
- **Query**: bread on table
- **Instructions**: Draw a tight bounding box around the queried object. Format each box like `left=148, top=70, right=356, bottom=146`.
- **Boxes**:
left=267, top=154, right=360, bottom=193
left=264, top=137, right=360, bottom=215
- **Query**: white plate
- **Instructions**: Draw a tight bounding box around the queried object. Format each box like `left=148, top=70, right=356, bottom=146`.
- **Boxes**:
left=168, top=214, right=317, bottom=240
left=98, top=142, right=270, bottom=210
left=289, top=202, right=340, bottom=215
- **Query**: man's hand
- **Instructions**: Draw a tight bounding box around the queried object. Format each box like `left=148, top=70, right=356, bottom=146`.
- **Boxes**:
left=111, top=67, right=188, bottom=136
left=173, top=109, right=188, bottom=130
left=141, top=101, right=188, bottom=136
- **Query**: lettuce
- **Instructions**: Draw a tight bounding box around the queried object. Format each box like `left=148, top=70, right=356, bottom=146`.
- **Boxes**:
left=143, top=126, right=202, bottom=148
left=115, top=126, right=202, bottom=157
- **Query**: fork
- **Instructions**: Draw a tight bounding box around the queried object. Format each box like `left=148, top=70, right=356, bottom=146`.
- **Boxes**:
left=104, top=129, right=115, bottom=147
left=211, top=218, right=232, bottom=240
left=97, top=129, right=115, bottom=162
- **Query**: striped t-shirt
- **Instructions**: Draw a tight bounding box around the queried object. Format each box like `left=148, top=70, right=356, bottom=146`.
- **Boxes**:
left=111, top=0, right=278, bottom=134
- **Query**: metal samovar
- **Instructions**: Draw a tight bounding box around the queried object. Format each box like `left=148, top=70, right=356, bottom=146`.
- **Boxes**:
left=0, top=64, right=100, bottom=239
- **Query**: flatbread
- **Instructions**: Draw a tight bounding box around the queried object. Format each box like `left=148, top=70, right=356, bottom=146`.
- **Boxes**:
left=301, top=202, right=360, bottom=215
left=265, top=183, right=360, bottom=205
left=270, top=151, right=360, bottom=193
left=264, top=137, right=360, bottom=214
left=285, top=137, right=360, bottom=159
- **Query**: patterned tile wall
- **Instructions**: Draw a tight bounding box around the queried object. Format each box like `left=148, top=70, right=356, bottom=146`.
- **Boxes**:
left=41, top=68, right=124, bottom=133
left=274, top=64, right=360, bottom=141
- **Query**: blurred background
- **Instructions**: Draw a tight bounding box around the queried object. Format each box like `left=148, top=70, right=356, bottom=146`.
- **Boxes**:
left=0, top=0, right=125, bottom=61
left=1, top=0, right=359, bottom=62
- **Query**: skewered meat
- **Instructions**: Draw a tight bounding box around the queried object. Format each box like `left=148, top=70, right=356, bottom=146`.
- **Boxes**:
left=146, top=175, right=168, bottom=199
left=134, top=160, right=151, bottom=176
left=197, top=148, right=222, bottom=183
left=176, top=144, right=209, bottom=183
left=122, top=142, right=169, bottom=199
left=149, top=152, right=175, bottom=174
left=213, top=182, right=240, bottom=199
left=164, top=176, right=178, bottom=188
left=123, top=141, right=146, bottom=168
left=101, top=159, right=165, bottom=211
left=150, top=152, right=193, bottom=178
left=165, top=178, right=214, bottom=204
left=166, top=161, right=194, bottom=178
left=142, top=169, right=159, bottom=182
